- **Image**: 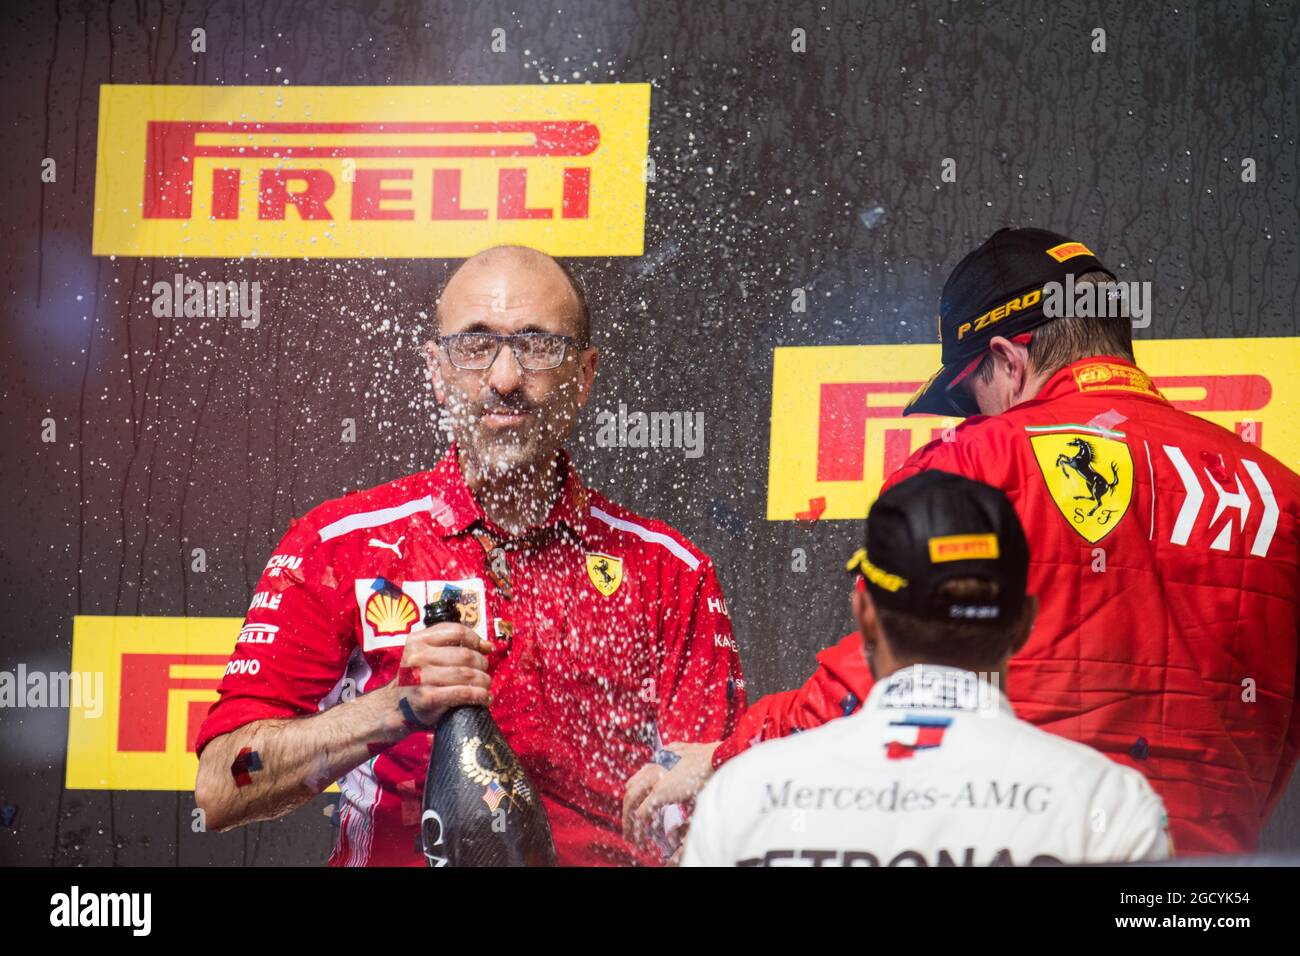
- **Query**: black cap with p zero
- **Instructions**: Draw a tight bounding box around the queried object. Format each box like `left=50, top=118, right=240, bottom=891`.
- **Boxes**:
left=845, top=470, right=1030, bottom=624
left=903, top=227, right=1115, bottom=417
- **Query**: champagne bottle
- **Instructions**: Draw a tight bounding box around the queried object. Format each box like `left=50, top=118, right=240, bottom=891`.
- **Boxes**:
left=419, top=594, right=557, bottom=867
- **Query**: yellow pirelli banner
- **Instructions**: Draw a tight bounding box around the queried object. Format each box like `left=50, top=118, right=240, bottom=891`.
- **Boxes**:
left=67, top=615, right=241, bottom=790
left=92, top=83, right=651, bottom=258
left=767, top=337, right=1300, bottom=521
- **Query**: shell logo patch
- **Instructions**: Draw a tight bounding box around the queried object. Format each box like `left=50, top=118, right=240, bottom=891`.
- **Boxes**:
left=354, top=578, right=487, bottom=650
left=364, top=589, right=420, bottom=637
left=585, top=553, right=624, bottom=596
left=1028, top=428, right=1133, bottom=543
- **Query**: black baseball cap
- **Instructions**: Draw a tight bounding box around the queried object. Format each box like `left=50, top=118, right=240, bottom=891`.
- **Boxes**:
left=845, top=471, right=1030, bottom=624
left=903, top=227, right=1116, bottom=417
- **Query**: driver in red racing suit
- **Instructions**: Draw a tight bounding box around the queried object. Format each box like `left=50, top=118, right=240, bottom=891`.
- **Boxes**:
left=625, top=228, right=1300, bottom=857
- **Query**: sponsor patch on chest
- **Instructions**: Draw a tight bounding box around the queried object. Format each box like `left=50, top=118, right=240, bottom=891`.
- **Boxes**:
left=354, top=577, right=488, bottom=650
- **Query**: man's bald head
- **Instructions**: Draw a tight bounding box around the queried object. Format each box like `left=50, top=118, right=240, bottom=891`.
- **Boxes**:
left=425, top=244, right=600, bottom=486
left=434, top=245, right=591, bottom=344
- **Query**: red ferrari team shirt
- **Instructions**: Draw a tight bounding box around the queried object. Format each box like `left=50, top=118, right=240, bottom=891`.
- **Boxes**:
left=196, top=446, right=746, bottom=866
left=716, top=356, right=1300, bottom=857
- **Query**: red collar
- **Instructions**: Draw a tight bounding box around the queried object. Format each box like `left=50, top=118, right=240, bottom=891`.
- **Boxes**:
left=422, top=445, right=590, bottom=544
left=1032, top=355, right=1166, bottom=404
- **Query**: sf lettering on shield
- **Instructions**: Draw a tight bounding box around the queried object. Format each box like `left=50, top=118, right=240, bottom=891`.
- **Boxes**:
left=1074, top=506, right=1118, bottom=526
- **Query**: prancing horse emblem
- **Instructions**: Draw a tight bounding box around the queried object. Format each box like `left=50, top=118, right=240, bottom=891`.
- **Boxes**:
left=1055, top=438, right=1119, bottom=516
left=585, top=553, right=624, bottom=597
left=1029, top=429, right=1132, bottom=544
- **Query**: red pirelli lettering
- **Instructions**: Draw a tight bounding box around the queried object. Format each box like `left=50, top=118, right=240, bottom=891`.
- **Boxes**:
left=351, top=168, right=414, bottom=220
left=258, top=169, right=335, bottom=220
left=117, top=653, right=228, bottom=753
left=143, top=120, right=600, bottom=220
left=816, top=381, right=917, bottom=482
left=814, top=374, right=1273, bottom=488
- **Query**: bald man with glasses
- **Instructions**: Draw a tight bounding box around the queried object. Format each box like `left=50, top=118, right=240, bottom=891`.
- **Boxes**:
left=195, top=245, right=746, bottom=866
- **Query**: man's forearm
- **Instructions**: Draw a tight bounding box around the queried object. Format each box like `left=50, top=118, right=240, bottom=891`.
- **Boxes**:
left=195, top=684, right=410, bottom=831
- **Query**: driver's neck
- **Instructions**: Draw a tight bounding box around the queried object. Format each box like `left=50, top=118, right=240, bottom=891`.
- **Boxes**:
left=990, top=368, right=1054, bottom=415
left=458, top=446, right=563, bottom=537
left=1019, top=367, right=1053, bottom=405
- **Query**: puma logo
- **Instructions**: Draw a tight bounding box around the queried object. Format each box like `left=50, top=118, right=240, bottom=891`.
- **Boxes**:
left=368, top=535, right=405, bottom=559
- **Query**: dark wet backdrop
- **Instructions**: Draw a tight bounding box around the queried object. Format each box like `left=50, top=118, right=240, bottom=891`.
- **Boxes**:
left=1, top=0, right=1298, bottom=864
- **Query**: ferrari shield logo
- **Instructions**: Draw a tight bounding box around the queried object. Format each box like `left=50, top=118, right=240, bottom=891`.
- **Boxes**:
left=585, top=553, right=623, bottom=596
left=1028, top=429, right=1133, bottom=543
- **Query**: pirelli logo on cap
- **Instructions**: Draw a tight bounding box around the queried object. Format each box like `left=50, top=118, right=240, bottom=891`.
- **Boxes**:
left=1045, top=241, right=1094, bottom=263
left=92, top=84, right=651, bottom=258
left=928, top=533, right=999, bottom=563
left=955, top=288, right=1043, bottom=340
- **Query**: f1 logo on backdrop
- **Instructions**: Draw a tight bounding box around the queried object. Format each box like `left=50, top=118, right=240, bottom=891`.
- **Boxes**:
left=767, top=337, right=1300, bottom=522
left=92, top=84, right=650, bottom=258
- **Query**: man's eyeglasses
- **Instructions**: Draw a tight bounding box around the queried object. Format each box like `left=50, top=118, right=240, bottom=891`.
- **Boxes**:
left=435, top=332, right=585, bottom=371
